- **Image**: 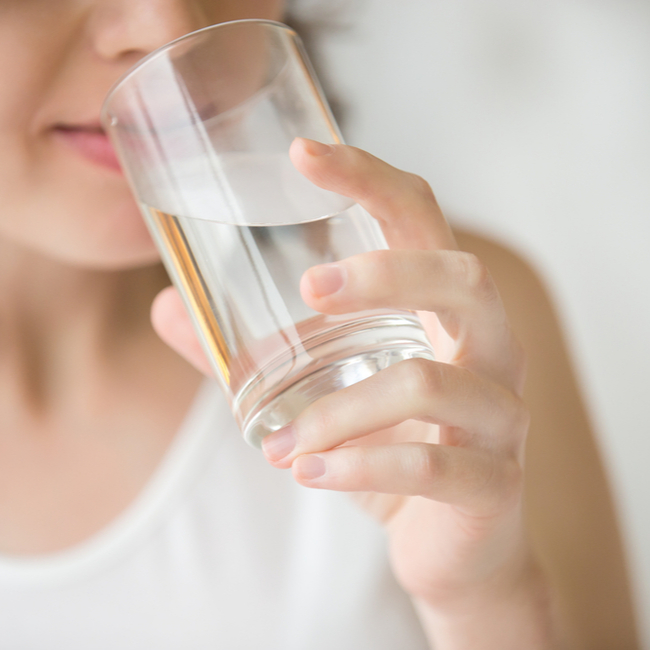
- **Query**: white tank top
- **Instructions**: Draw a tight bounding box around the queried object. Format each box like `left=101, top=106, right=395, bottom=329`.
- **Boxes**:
left=0, top=381, right=429, bottom=649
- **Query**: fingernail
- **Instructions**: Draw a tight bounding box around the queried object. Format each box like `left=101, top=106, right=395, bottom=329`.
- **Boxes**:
left=261, top=425, right=296, bottom=462
left=295, top=455, right=326, bottom=480
left=301, top=138, right=335, bottom=156
left=307, top=264, right=345, bottom=297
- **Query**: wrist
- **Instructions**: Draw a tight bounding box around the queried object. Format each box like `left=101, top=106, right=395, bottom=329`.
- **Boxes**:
left=414, top=553, right=561, bottom=650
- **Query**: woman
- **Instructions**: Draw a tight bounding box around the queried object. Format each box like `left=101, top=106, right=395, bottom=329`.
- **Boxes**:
left=0, top=0, right=638, bottom=648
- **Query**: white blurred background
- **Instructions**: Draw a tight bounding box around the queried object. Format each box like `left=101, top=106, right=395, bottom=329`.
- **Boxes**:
left=308, top=0, right=650, bottom=644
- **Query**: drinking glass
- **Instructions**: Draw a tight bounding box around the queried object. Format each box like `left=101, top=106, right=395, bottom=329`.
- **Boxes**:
left=101, top=19, right=434, bottom=447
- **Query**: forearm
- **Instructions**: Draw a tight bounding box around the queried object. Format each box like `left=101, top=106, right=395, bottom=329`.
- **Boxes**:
left=413, top=558, right=561, bottom=650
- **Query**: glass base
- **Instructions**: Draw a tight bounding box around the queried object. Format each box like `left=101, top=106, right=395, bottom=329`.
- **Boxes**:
left=233, top=314, right=434, bottom=448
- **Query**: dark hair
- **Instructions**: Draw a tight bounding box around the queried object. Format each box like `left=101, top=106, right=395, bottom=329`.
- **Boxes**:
left=284, top=1, right=360, bottom=126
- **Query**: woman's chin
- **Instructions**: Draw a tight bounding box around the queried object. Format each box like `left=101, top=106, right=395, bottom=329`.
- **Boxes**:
left=61, top=233, right=163, bottom=270
left=33, top=223, right=163, bottom=270
left=72, top=246, right=162, bottom=271
left=61, top=200, right=163, bottom=270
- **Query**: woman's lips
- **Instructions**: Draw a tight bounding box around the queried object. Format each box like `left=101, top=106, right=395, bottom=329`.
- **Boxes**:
left=53, top=124, right=122, bottom=172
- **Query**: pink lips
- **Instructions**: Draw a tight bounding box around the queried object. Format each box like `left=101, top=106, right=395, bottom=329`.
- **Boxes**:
left=53, top=124, right=122, bottom=172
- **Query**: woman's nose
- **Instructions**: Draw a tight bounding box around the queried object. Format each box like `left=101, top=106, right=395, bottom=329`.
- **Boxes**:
left=89, top=0, right=208, bottom=61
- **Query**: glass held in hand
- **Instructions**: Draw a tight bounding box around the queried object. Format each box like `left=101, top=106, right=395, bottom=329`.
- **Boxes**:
left=101, top=20, right=434, bottom=448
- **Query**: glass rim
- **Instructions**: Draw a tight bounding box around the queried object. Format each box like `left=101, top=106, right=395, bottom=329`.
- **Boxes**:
left=100, top=18, right=296, bottom=128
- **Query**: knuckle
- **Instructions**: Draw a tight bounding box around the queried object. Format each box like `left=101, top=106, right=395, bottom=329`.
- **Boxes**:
left=346, top=448, right=374, bottom=486
left=296, top=398, right=338, bottom=446
left=347, top=250, right=395, bottom=304
left=477, top=455, right=524, bottom=515
left=400, top=357, right=445, bottom=401
left=412, top=444, right=445, bottom=489
left=499, top=459, right=525, bottom=507
left=361, top=249, right=394, bottom=282
left=407, top=172, right=437, bottom=203
left=457, top=252, right=498, bottom=303
left=349, top=147, right=384, bottom=200
left=507, top=394, right=531, bottom=437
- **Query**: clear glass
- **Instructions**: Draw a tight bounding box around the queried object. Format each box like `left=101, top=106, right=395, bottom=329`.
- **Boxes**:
left=102, top=20, right=434, bottom=447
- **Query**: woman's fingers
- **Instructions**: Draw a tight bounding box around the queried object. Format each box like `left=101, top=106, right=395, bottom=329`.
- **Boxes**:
left=292, top=139, right=524, bottom=391
left=302, top=250, right=498, bottom=317
left=289, top=138, right=457, bottom=251
left=301, top=250, right=523, bottom=391
left=291, top=443, right=522, bottom=517
left=301, top=249, right=523, bottom=391
left=262, top=357, right=529, bottom=468
left=281, top=140, right=529, bottom=520
left=151, top=286, right=214, bottom=377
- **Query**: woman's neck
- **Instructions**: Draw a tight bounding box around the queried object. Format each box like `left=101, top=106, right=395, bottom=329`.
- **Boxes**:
left=0, top=241, right=203, bottom=555
left=0, top=239, right=172, bottom=415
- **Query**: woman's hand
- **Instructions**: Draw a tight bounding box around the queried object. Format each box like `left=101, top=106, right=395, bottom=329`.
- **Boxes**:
left=152, top=138, right=557, bottom=648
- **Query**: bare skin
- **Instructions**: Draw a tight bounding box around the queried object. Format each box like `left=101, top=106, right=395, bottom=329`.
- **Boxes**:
left=0, top=1, right=639, bottom=648
left=152, top=140, right=639, bottom=648
left=1, top=221, right=636, bottom=646
left=461, top=230, right=639, bottom=649
left=0, top=0, right=282, bottom=553
left=0, top=250, right=201, bottom=554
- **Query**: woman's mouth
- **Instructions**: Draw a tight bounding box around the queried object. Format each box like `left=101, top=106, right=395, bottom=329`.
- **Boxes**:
left=52, top=123, right=122, bottom=172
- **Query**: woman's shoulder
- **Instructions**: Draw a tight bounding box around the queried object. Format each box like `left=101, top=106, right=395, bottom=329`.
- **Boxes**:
left=454, top=227, right=640, bottom=649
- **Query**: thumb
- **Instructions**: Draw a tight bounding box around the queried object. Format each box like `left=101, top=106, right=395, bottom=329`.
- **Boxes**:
left=150, top=286, right=215, bottom=377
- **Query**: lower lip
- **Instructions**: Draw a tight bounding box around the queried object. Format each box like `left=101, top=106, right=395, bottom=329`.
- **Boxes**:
left=53, top=128, right=122, bottom=173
